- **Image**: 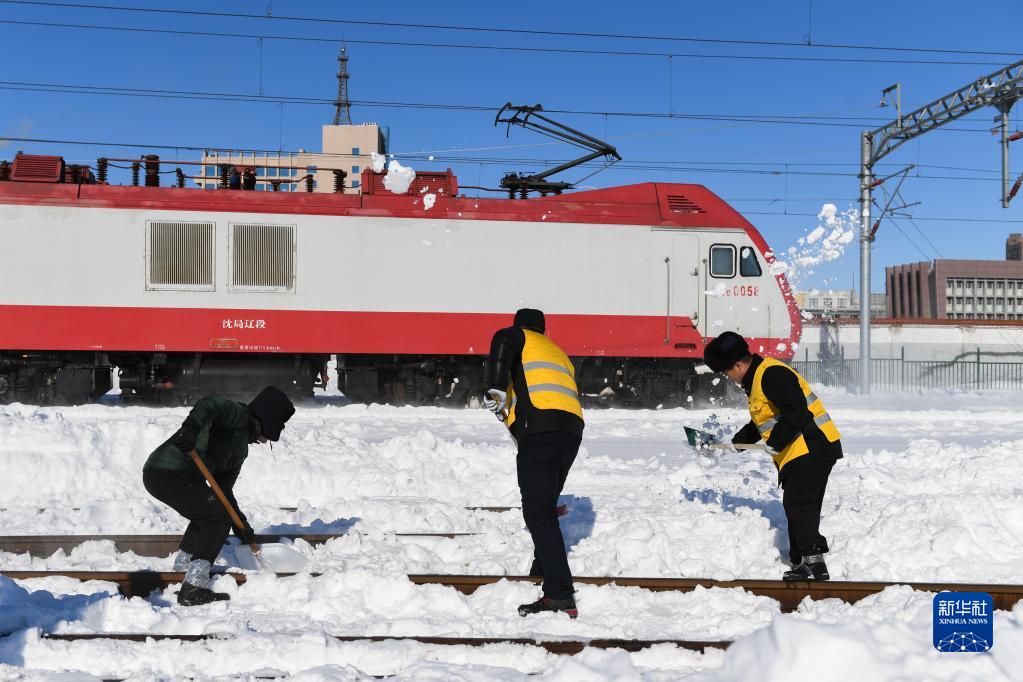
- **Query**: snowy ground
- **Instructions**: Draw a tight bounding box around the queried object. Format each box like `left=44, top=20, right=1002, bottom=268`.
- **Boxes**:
left=1, top=390, right=1022, bottom=679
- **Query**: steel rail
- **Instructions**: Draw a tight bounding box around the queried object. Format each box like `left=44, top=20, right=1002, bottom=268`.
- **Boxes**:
left=5, top=570, right=1022, bottom=611
left=0, top=533, right=478, bottom=556
left=41, top=632, right=730, bottom=654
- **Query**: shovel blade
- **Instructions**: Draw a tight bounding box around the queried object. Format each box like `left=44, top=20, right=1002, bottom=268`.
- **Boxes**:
left=228, top=543, right=309, bottom=572
left=685, top=426, right=717, bottom=448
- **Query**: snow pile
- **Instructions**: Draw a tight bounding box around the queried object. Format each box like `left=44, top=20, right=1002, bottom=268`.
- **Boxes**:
left=2, top=391, right=1023, bottom=678
left=383, top=159, right=416, bottom=195
left=370, top=152, right=386, bottom=173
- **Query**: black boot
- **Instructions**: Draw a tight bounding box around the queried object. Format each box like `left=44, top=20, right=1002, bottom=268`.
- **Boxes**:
left=518, top=595, right=578, bottom=619
left=177, top=583, right=231, bottom=606
left=783, top=553, right=830, bottom=582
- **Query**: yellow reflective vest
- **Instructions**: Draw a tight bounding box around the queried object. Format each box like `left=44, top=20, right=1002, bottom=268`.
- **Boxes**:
left=748, top=357, right=840, bottom=471
left=506, top=329, right=583, bottom=431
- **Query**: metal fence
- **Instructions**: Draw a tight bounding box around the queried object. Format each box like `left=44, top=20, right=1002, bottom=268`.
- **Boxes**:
left=793, top=353, right=1023, bottom=392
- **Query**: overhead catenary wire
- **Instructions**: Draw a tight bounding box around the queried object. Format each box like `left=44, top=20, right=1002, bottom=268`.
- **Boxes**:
left=0, top=79, right=997, bottom=133
left=1, top=0, right=1021, bottom=58
left=0, top=18, right=1012, bottom=67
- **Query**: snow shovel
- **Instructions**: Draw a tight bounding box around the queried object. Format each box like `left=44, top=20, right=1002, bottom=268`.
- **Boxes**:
left=686, top=427, right=767, bottom=452
left=187, top=449, right=307, bottom=572
left=684, top=426, right=717, bottom=449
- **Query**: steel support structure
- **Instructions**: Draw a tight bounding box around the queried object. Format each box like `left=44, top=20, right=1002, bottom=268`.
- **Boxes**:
left=858, top=59, right=1023, bottom=393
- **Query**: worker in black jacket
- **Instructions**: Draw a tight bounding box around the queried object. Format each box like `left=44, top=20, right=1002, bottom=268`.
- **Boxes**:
left=704, top=331, right=843, bottom=581
left=484, top=308, right=584, bottom=618
left=143, top=386, right=295, bottom=606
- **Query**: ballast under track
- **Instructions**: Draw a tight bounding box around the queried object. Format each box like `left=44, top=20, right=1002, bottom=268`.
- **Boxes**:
left=5, top=570, right=1022, bottom=612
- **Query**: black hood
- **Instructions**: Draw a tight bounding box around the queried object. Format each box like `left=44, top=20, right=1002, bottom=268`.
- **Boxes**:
left=514, top=308, right=546, bottom=333
left=247, top=386, right=295, bottom=441
left=703, top=331, right=750, bottom=373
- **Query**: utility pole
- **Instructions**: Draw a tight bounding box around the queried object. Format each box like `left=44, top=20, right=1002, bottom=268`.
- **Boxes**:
left=858, top=130, right=873, bottom=394
left=858, top=59, right=1023, bottom=394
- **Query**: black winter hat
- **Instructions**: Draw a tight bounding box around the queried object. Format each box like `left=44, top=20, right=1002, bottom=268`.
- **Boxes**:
left=248, top=385, right=295, bottom=442
left=514, top=308, right=546, bottom=333
left=703, top=331, right=751, bottom=373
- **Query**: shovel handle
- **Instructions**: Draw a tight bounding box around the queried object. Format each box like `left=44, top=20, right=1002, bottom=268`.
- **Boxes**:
left=708, top=443, right=767, bottom=451
left=187, top=449, right=260, bottom=556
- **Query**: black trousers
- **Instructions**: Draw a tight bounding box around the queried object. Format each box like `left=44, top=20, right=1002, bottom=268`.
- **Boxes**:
left=780, top=453, right=835, bottom=563
left=517, top=431, right=580, bottom=600
left=143, top=468, right=232, bottom=563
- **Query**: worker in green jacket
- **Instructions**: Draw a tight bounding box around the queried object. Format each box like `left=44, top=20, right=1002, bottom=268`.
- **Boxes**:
left=143, top=386, right=295, bottom=606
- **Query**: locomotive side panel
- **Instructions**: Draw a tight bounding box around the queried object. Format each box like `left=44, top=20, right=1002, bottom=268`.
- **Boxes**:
left=0, top=205, right=793, bottom=358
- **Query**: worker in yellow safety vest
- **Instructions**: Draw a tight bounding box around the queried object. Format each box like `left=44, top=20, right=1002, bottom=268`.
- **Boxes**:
left=704, top=331, right=843, bottom=582
left=483, top=308, right=584, bottom=618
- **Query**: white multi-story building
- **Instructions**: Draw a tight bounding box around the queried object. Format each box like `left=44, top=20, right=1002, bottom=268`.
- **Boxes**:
left=198, top=123, right=386, bottom=194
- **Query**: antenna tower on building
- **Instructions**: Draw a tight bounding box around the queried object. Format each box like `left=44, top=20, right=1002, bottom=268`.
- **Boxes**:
left=332, top=46, right=352, bottom=125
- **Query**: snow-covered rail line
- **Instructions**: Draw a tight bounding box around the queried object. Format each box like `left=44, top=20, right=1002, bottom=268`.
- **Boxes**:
left=7, top=570, right=1023, bottom=612
left=42, top=633, right=731, bottom=655
left=0, top=532, right=479, bottom=556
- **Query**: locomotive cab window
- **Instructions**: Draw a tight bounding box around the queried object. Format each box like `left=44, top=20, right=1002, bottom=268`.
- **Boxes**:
left=230, top=223, right=296, bottom=292
left=709, top=244, right=736, bottom=278
left=740, top=246, right=763, bottom=277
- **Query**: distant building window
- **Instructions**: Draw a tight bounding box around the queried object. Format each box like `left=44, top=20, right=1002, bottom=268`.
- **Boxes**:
left=809, top=298, right=819, bottom=307
left=352, top=165, right=360, bottom=174
left=267, top=167, right=278, bottom=177
left=205, top=183, right=217, bottom=190
left=257, top=167, right=265, bottom=176
left=306, top=165, right=316, bottom=173
left=313, top=181, right=318, bottom=189
left=351, top=147, right=360, bottom=155
left=823, top=298, right=833, bottom=307
left=352, top=180, right=360, bottom=188
left=256, top=183, right=266, bottom=191
left=205, top=166, right=217, bottom=177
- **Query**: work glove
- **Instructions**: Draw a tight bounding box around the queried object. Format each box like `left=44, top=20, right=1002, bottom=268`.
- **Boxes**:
left=170, top=416, right=201, bottom=455
left=482, top=388, right=507, bottom=414
left=234, top=525, right=256, bottom=546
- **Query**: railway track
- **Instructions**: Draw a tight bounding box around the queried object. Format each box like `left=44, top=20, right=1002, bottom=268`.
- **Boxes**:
left=0, top=533, right=479, bottom=556
left=41, top=632, right=730, bottom=654
left=6, top=569, right=1022, bottom=611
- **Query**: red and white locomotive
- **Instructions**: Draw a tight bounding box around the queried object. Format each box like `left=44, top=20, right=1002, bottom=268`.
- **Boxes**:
left=0, top=152, right=800, bottom=405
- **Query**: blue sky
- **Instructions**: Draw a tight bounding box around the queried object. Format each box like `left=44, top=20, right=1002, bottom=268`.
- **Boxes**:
left=2, top=0, right=1022, bottom=293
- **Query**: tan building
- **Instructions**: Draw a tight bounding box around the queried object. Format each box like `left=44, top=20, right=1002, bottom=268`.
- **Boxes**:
left=1007, top=233, right=1023, bottom=261
left=793, top=288, right=886, bottom=319
left=198, top=123, right=386, bottom=194
left=886, top=255, right=1023, bottom=320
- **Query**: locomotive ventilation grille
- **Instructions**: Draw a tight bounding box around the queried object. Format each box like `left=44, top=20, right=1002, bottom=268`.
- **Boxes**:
left=147, top=221, right=216, bottom=291
left=231, top=223, right=295, bottom=292
left=666, top=195, right=706, bottom=214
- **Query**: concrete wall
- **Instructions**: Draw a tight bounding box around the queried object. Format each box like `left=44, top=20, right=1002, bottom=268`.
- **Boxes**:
left=796, top=322, right=1023, bottom=362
